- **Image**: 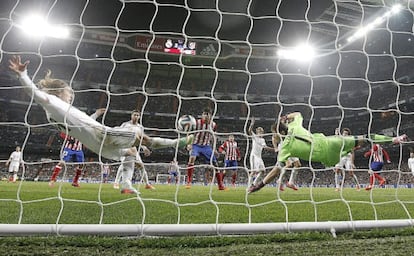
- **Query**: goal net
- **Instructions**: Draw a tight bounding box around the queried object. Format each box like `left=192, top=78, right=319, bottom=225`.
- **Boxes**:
left=0, top=0, right=413, bottom=236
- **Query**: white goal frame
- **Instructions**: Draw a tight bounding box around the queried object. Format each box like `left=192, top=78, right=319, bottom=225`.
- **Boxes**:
left=0, top=220, right=413, bottom=236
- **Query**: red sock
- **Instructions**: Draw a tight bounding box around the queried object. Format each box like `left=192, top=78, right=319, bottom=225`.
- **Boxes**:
left=374, top=173, right=384, bottom=183
left=231, top=172, right=237, bottom=185
left=50, top=165, right=62, bottom=182
left=72, top=168, right=82, bottom=184
left=216, top=172, right=225, bottom=189
left=369, top=175, right=374, bottom=186
left=187, top=164, right=194, bottom=184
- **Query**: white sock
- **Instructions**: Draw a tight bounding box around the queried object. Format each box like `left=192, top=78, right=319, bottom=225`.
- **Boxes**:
left=114, top=165, right=122, bottom=184
left=289, top=169, right=297, bottom=184
left=352, top=174, right=360, bottom=186
left=120, top=160, right=134, bottom=190
left=335, top=171, right=342, bottom=189
left=137, top=166, right=149, bottom=185
left=253, top=172, right=262, bottom=186
left=150, top=137, right=177, bottom=149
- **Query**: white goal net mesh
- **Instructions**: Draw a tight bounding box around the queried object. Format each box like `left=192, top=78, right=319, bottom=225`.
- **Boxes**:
left=0, top=0, right=413, bottom=236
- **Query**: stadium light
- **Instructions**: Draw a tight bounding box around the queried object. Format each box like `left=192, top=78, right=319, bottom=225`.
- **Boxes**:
left=19, top=14, right=69, bottom=39
left=277, top=44, right=315, bottom=62
left=347, top=4, right=402, bottom=42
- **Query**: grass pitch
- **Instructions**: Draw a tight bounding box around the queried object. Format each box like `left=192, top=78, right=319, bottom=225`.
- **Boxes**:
left=1, top=181, right=413, bottom=225
left=1, top=181, right=414, bottom=255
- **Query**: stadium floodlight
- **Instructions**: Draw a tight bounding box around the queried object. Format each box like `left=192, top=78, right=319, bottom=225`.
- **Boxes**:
left=277, top=44, right=315, bottom=62
left=19, top=14, right=69, bottom=39
left=347, top=4, right=402, bottom=42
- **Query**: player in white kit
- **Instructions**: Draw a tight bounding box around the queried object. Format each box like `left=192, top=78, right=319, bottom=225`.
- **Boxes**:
left=9, top=56, right=193, bottom=165
left=333, top=128, right=361, bottom=191
left=248, top=118, right=274, bottom=188
left=6, top=146, right=23, bottom=182
left=113, top=110, right=155, bottom=194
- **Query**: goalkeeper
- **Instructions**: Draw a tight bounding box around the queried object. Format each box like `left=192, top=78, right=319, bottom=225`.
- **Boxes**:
left=9, top=56, right=193, bottom=161
left=248, top=112, right=408, bottom=193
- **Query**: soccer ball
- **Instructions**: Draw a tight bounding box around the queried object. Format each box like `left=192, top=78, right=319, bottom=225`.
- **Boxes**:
left=177, top=115, right=196, bottom=132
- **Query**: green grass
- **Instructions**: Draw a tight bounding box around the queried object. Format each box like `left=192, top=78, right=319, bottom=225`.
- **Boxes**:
left=1, top=181, right=414, bottom=225
left=2, top=182, right=414, bottom=255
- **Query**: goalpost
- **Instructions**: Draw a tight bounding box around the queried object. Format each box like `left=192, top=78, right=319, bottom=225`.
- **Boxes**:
left=0, top=0, right=413, bottom=236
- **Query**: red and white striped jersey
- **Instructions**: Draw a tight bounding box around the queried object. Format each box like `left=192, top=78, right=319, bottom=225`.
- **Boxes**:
left=60, top=132, right=82, bottom=151
left=193, top=119, right=217, bottom=146
left=218, top=140, right=240, bottom=161
left=364, top=144, right=390, bottom=163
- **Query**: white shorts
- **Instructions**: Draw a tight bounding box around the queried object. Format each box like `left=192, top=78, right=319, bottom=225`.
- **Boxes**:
left=335, top=157, right=352, bottom=170
left=287, top=157, right=299, bottom=163
left=8, top=163, right=19, bottom=173
left=250, top=155, right=265, bottom=172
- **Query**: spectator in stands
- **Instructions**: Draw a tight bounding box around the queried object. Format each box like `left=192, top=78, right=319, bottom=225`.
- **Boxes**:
left=248, top=112, right=408, bottom=194
left=8, top=56, right=193, bottom=166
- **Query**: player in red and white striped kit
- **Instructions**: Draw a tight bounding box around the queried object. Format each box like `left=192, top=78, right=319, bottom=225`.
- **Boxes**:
left=49, top=109, right=105, bottom=188
left=364, top=143, right=391, bottom=190
left=185, top=108, right=227, bottom=190
left=218, top=134, right=241, bottom=187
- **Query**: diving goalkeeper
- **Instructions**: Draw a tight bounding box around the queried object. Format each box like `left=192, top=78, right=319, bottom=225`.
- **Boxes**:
left=248, top=112, right=408, bottom=193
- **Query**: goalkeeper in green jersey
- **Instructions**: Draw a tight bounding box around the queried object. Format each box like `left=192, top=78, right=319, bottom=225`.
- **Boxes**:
left=248, top=112, right=408, bottom=194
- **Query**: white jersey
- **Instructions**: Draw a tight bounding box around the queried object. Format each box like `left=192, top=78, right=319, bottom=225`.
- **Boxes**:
left=408, top=157, right=414, bottom=175
left=19, top=71, right=138, bottom=161
left=251, top=133, right=266, bottom=158
left=250, top=133, right=266, bottom=172
left=8, top=151, right=22, bottom=173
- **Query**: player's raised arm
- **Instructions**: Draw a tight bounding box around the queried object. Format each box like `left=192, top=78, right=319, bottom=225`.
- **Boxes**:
left=9, top=56, right=50, bottom=104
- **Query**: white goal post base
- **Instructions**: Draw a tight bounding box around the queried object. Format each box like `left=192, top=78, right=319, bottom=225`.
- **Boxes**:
left=0, top=220, right=413, bottom=236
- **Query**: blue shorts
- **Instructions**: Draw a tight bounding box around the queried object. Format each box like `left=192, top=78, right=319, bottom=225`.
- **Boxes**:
left=169, top=171, right=178, bottom=177
left=62, top=148, right=85, bottom=163
left=370, top=162, right=384, bottom=172
left=190, top=144, right=217, bottom=164
left=224, top=160, right=238, bottom=170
